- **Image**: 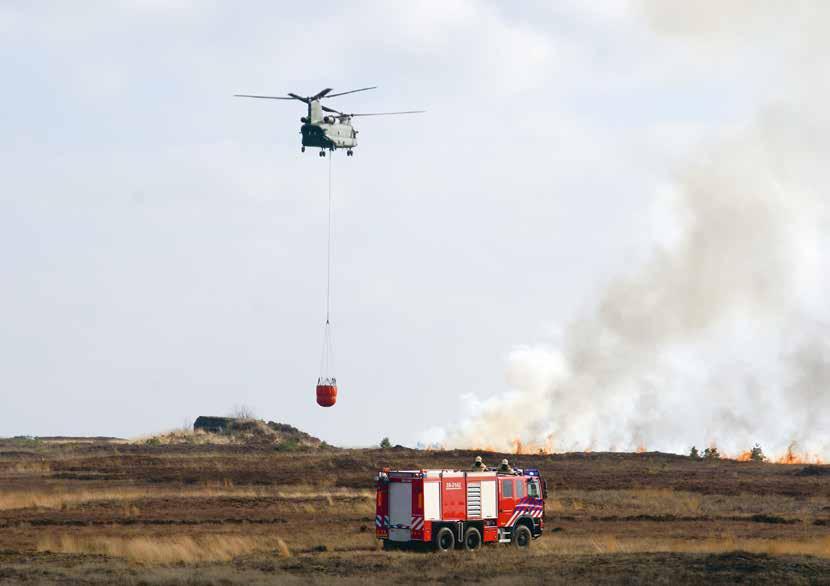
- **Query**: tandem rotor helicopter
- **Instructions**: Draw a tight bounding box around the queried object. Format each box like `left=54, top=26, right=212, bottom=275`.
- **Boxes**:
left=234, top=86, right=424, bottom=157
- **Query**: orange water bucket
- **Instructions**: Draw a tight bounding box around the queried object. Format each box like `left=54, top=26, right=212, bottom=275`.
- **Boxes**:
left=316, top=383, right=337, bottom=407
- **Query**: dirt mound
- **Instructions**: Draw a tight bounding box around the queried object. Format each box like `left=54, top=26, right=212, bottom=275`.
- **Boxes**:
left=264, top=421, right=323, bottom=446
left=139, top=419, right=326, bottom=449
left=227, top=419, right=324, bottom=448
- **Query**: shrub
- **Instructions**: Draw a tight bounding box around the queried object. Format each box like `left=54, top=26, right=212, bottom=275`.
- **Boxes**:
left=689, top=446, right=701, bottom=460
left=11, top=436, right=41, bottom=447
left=380, top=437, right=392, bottom=449
left=749, top=443, right=766, bottom=462
left=703, top=446, right=721, bottom=460
left=275, top=438, right=300, bottom=452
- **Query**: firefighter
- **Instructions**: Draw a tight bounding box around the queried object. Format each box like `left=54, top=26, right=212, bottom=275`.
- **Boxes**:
left=498, top=459, right=514, bottom=474
left=471, top=456, right=487, bottom=471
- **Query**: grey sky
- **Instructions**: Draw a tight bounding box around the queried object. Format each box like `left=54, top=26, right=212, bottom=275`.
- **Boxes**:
left=2, top=2, right=819, bottom=447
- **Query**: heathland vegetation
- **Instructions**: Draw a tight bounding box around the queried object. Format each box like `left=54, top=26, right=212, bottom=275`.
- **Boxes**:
left=1, top=432, right=828, bottom=584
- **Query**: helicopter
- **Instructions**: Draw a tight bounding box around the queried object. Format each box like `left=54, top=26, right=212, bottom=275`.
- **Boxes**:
left=234, top=87, right=424, bottom=156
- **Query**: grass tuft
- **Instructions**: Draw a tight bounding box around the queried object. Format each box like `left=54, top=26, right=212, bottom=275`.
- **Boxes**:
left=37, top=533, right=285, bottom=564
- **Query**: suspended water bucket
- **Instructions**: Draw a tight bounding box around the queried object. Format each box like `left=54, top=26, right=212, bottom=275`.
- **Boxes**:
left=316, top=377, right=337, bottom=407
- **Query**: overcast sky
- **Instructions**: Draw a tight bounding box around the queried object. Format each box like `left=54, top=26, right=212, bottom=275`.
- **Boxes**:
left=1, top=1, right=823, bottom=447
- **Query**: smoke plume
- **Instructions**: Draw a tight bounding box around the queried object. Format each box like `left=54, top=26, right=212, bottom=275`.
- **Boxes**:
left=431, top=3, right=830, bottom=458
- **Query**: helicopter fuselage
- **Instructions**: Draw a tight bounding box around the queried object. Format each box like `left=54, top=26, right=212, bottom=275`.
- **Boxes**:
left=298, top=100, right=357, bottom=154
left=301, top=120, right=357, bottom=150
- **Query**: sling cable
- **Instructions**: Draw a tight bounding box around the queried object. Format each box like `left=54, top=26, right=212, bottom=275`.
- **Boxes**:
left=316, top=153, right=337, bottom=407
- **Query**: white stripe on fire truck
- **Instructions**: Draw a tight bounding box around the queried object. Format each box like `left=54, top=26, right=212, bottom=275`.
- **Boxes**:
left=507, top=506, right=543, bottom=526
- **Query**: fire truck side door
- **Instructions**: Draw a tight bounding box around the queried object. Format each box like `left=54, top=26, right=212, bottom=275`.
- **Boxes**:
left=497, top=477, right=515, bottom=526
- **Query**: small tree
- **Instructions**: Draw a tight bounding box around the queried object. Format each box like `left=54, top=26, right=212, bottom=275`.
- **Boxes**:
left=380, top=437, right=392, bottom=449
left=703, top=446, right=721, bottom=460
left=749, top=443, right=766, bottom=462
left=689, top=446, right=701, bottom=460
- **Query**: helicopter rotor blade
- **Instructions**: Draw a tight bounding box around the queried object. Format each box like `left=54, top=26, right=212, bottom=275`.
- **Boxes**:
left=346, top=110, right=425, bottom=117
left=234, top=94, right=298, bottom=100
left=324, top=86, right=378, bottom=98
left=321, top=105, right=343, bottom=114
left=313, top=88, right=333, bottom=100
left=287, top=92, right=311, bottom=103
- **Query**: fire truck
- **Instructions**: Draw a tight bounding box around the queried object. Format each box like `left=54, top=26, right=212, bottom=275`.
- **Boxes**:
left=375, top=467, right=547, bottom=552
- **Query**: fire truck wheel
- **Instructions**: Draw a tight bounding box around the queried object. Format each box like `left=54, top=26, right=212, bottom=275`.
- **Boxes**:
left=512, top=524, right=532, bottom=549
left=463, top=527, right=482, bottom=551
left=433, top=527, right=456, bottom=553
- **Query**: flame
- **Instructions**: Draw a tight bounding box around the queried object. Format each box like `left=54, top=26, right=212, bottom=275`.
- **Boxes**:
left=511, top=436, right=554, bottom=455
left=448, top=438, right=825, bottom=464
left=512, top=438, right=523, bottom=454
left=719, top=442, right=825, bottom=464
left=774, top=442, right=824, bottom=465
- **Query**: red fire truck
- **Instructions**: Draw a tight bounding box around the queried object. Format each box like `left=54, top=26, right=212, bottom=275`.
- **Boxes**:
left=375, top=467, right=547, bottom=552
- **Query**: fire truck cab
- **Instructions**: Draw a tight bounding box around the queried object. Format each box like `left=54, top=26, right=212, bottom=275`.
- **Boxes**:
left=376, top=468, right=546, bottom=552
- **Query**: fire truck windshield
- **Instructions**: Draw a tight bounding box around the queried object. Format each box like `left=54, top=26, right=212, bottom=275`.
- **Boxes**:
left=527, top=479, right=540, bottom=498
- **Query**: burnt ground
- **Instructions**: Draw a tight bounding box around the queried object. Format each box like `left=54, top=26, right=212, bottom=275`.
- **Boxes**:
left=0, top=439, right=828, bottom=584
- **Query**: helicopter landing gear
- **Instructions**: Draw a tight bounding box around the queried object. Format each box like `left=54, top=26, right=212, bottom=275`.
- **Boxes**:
left=301, top=146, right=305, bottom=153
left=319, top=150, right=326, bottom=157
left=346, top=150, right=354, bottom=157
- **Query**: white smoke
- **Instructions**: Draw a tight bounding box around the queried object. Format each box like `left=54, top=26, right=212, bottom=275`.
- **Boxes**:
left=430, top=3, right=830, bottom=458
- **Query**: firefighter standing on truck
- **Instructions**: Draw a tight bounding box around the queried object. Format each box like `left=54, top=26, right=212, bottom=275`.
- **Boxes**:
left=498, top=458, right=514, bottom=474
left=471, top=456, right=487, bottom=471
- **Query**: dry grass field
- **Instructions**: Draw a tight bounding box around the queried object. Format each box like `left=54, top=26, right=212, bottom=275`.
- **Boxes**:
left=1, top=436, right=829, bottom=584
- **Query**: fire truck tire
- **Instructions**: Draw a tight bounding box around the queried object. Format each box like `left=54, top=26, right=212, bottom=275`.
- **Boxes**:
left=512, top=524, right=532, bottom=549
left=433, top=527, right=456, bottom=553
left=463, top=527, right=482, bottom=551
